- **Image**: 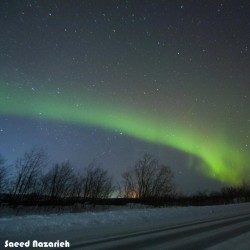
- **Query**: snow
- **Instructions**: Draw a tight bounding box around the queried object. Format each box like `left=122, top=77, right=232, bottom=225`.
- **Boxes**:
left=1, top=202, right=250, bottom=241
left=207, top=232, right=250, bottom=250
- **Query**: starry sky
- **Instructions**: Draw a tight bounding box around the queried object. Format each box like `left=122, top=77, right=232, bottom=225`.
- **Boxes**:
left=0, top=0, right=249, bottom=194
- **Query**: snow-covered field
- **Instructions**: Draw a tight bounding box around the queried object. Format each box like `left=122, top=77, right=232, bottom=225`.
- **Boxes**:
left=1, top=202, right=250, bottom=249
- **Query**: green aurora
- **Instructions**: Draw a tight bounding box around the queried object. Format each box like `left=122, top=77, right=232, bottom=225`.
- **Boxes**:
left=0, top=83, right=248, bottom=185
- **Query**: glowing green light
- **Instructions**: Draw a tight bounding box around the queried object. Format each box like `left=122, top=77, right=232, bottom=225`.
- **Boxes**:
left=0, top=84, right=248, bottom=185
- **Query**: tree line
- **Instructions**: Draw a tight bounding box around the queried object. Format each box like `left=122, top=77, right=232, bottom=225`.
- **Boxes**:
left=1, top=148, right=250, bottom=207
left=0, top=148, right=175, bottom=205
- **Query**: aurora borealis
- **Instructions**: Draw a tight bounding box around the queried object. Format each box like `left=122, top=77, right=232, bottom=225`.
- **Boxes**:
left=0, top=1, right=249, bottom=193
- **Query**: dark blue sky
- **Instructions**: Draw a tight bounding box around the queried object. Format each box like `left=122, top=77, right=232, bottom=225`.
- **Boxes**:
left=0, top=0, right=249, bottom=194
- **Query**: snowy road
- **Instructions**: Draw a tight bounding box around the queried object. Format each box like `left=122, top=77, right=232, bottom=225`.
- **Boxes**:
left=61, top=212, right=250, bottom=250
left=1, top=203, right=250, bottom=249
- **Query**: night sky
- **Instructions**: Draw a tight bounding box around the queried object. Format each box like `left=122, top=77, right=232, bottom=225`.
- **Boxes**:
left=0, top=0, right=249, bottom=194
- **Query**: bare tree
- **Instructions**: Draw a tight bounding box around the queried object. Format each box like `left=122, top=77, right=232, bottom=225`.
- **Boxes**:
left=122, top=154, right=175, bottom=199
left=0, top=155, right=7, bottom=193
left=42, top=161, right=75, bottom=200
left=68, top=171, right=84, bottom=199
left=82, top=162, right=114, bottom=199
left=11, top=148, right=48, bottom=198
left=123, top=170, right=136, bottom=198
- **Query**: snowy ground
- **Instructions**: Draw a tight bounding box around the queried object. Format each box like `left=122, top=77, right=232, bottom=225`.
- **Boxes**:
left=207, top=232, right=250, bottom=250
left=1, top=202, right=250, bottom=249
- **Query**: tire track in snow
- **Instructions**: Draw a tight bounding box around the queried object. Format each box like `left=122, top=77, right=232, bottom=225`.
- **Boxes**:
left=64, top=212, right=250, bottom=250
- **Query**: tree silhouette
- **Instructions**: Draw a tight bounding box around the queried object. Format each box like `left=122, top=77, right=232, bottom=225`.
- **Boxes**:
left=11, top=148, right=48, bottom=198
left=122, top=153, right=175, bottom=199
left=42, top=161, right=75, bottom=200
left=81, top=162, right=114, bottom=199
left=0, top=154, right=7, bottom=193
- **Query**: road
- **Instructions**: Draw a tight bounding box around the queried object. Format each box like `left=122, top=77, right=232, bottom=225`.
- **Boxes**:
left=62, top=212, right=250, bottom=250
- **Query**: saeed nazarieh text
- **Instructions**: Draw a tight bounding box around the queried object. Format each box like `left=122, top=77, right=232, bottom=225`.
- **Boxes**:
left=4, top=240, right=70, bottom=248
